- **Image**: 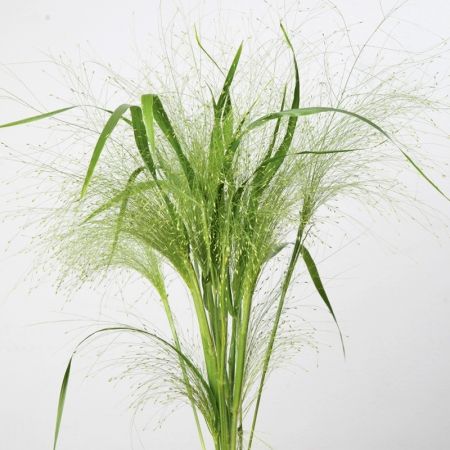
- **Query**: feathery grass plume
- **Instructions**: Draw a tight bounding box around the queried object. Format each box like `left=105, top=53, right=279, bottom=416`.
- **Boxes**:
left=1, top=2, right=449, bottom=449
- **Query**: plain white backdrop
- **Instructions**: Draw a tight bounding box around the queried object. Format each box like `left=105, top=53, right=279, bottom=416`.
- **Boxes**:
left=1, top=1, right=450, bottom=449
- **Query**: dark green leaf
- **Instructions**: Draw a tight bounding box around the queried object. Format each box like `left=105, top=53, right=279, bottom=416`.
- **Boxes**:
left=301, top=246, right=345, bottom=356
left=53, top=357, right=72, bottom=450
left=216, top=43, right=243, bottom=116
left=147, top=94, right=194, bottom=185
left=130, top=106, right=157, bottom=176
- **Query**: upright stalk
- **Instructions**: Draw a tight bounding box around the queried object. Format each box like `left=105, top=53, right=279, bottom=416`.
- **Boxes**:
left=230, top=288, right=253, bottom=450
left=160, top=290, right=207, bottom=450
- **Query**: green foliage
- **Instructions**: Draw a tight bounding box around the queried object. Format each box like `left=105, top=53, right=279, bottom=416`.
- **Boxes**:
left=1, top=20, right=448, bottom=450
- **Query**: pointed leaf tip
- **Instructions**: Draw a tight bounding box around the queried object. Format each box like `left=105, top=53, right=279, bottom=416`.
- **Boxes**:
left=0, top=106, right=76, bottom=129
left=53, top=357, right=72, bottom=450
left=80, top=103, right=130, bottom=198
left=301, top=246, right=346, bottom=357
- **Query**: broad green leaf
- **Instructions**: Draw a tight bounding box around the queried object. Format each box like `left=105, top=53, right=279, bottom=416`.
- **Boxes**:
left=130, top=106, right=157, bottom=176
left=301, top=246, right=345, bottom=355
left=80, top=103, right=130, bottom=198
left=0, top=106, right=76, bottom=128
left=53, top=357, right=72, bottom=450
left=140, top=94, right=191, bottom=236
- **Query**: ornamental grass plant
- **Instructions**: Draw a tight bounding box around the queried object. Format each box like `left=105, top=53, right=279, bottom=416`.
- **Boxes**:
left=1, top=4, right=449, bottom=450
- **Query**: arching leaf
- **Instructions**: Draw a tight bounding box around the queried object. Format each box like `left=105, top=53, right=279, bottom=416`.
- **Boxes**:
left=80, top=103, right=130, bottom=198
left=0, top=106, right=76, bottom=128
left=53, top=357, right=72, bottom=450
left=301, top=246, right=345, bottom=356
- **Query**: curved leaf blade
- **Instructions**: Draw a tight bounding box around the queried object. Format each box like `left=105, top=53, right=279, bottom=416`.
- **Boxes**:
left=272, top=23, right=300, bottom=161
left=194, top=26, right=224, bottom=75
left=52, top=326, right=214, bottom=450
left=149, top=95, right=194, bottom=185
left=53, top=357, right=72, bottom=450
left=245, top=106, right=448, bottom=200
left=0, top=106, right=76, bottom=128
left=301, top=246, right=345, bottom=356
left=80, top=103, right=130, bottom=198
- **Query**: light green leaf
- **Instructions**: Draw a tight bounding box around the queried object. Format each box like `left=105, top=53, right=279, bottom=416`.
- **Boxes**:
left=0, top=106, right=76, bottom=128
left=80, top=103, right=130, bottom=198
left=141, top=94, right=156, bottom=153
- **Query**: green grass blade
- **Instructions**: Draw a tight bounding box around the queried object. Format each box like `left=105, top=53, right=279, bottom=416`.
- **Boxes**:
left=80, top=103, right=130, bottom=198
left=148, top=94, right=194, bottom=185
left=130, top=105, right=157, bottom=176
left=264, top=242, right=288, bottom=264
left=301, top=246, right=345, bottom=355
left=246, top=225, right=304, bottom=450
left=246, top=106, right=448, bottom=200
left=249, top=24, right=300, bottom=198
left=194, top=26, right=224, bottom=75
left=52, top=326, right=216, bottom=450
left=53, top=357, right=72, bottom=450
left=271, top=23, right=300, bottom=160
left=140, top=94, right=156, bottom=154
left=210, top=43, right=242, bottom=159
left=263, top=84, right=287, bottom=160
left=0, top=107, right=76, bottom=128
left=247, top=106, right=385, bottom=134
left=216, top=43, right=243, bottom=116
left=399, top=149, right=449, bottom=200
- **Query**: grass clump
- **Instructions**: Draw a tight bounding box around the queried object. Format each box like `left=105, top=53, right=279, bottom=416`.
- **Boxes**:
left=1, top=7, right=449, bottom=450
